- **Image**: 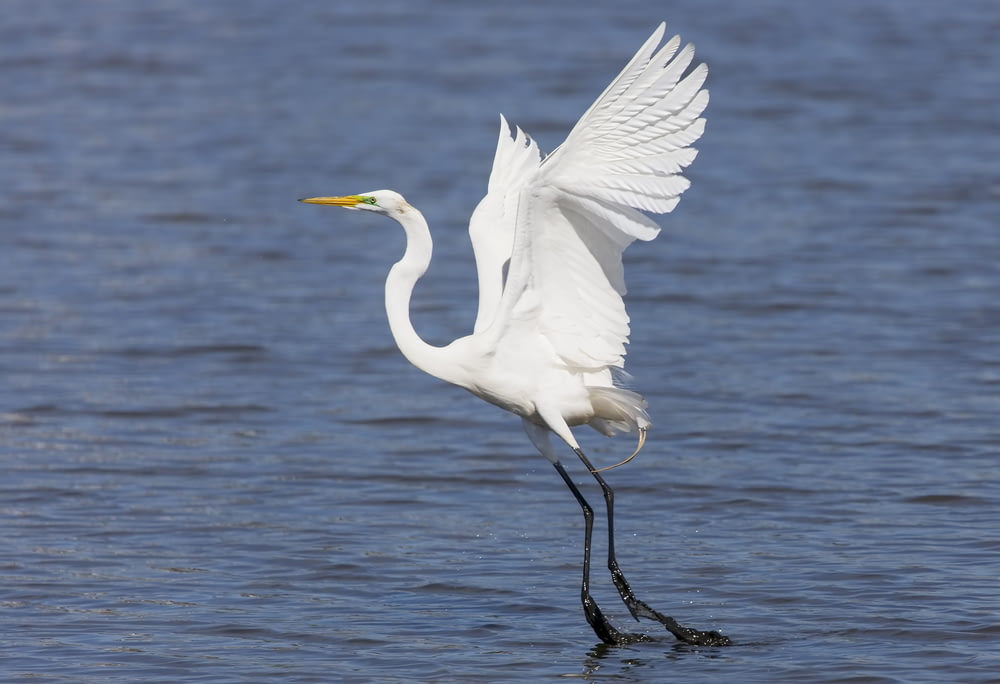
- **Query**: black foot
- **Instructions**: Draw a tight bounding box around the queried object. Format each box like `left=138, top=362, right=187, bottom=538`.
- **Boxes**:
left=601, top=621, right=730, bottom=647
left=669, top=623, right=731, bottom=647
left=626, top=594, right=731, bottom=646
left=583, top=595, right=624, bottom=645
left=592, top=621, right=729, bottom=647
left=605, top=566, right=729, bottom=645
left=587, top=595, right=730, bottom=646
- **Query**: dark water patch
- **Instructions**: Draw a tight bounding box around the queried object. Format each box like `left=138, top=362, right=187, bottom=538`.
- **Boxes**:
left=144, top=211, right=231, bottom=224
left=113, top=343, right=268, bottom=359
left=93, top=404, right=271, bottom=420
left=902, top=493, right=995, bottom=507
left=345, top=414, right=456, bottom=427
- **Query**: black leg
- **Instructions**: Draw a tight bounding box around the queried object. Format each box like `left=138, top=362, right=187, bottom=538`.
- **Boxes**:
left=551, top=460, right=623, bottom=645
left=573, top=448, right=731, bottom=647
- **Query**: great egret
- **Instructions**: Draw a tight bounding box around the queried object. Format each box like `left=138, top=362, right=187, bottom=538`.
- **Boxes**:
left=301, top=23, right=728, bottom=647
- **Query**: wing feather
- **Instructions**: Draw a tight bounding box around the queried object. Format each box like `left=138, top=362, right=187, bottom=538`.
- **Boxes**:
left=472, top=23, right=708, bottom=372
left=468, top=116, right=540, bottom=333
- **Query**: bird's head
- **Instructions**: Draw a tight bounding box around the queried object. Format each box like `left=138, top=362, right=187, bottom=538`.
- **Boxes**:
left=299, top=189, right=409, bottom=216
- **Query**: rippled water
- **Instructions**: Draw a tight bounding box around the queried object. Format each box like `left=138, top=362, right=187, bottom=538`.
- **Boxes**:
left=2, top=1, right=999, bottom=681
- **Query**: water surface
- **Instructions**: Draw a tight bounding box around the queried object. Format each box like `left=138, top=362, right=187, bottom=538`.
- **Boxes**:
left=2, top=1, right=998, bottom=681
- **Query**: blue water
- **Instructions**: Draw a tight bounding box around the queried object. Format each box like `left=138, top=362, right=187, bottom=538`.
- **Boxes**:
left=2, top=1, right=999, bottom=681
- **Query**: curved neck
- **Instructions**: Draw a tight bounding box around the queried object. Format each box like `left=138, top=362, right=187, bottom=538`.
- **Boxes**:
left=384, top=205, right=461, bottom=385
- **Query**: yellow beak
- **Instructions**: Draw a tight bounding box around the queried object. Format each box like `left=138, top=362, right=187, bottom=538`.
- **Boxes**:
left=298, top=195, right=364, bottom=207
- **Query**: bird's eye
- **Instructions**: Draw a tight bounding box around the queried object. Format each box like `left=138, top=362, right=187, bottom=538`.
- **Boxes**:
left=361, top=196, right=378, bottom=205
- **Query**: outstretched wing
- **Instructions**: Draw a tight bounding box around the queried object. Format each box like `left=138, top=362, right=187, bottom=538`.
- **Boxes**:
left=477, top=23, right=709, bottom=371
left=468, top=116, right=541, bottom=334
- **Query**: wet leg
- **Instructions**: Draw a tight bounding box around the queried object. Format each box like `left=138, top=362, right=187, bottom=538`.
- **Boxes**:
left=551, top=460, right=623, bottom=645
left=574, top=448, right=731, bottom=646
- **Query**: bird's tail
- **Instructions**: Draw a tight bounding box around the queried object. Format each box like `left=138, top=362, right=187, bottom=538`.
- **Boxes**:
left=586, top=386, right=651, bottom=472
left=587, top=386, right=650, bottom=436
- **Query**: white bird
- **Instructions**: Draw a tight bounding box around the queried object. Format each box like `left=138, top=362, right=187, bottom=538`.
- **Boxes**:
left=301, top=23, right=728, bottom=646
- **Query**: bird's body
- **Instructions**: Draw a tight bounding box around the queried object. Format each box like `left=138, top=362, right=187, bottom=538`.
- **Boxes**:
left=301, top=23, right=729, bottom=646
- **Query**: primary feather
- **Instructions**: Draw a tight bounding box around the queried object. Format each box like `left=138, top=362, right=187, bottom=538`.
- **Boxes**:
left=474, top=22, right=708, bottom=379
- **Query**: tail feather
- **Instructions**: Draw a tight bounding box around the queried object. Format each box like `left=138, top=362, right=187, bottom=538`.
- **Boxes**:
left=587, top=386, right=651, bottom=436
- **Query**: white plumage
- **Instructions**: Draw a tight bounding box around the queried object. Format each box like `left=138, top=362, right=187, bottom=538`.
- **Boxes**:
left=469, top=22, right=708, bottom=444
